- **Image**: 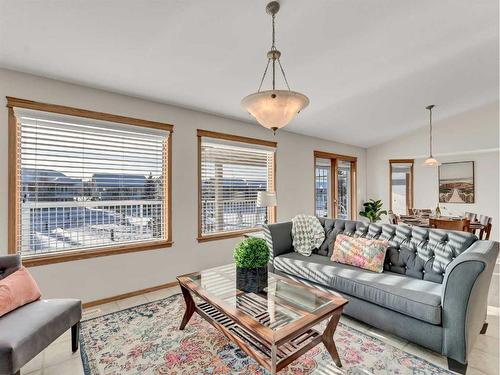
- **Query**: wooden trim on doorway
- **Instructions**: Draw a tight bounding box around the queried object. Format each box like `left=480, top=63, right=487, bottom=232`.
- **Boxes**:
left=313, top=151, right=357, bottom=219
left=351, top=161, right=357, bottom=219
left=389, top=159, right=414, bottom=214
left=332, top=158, right=339, bottom=218
left=313, top=151, right=357, bottom=162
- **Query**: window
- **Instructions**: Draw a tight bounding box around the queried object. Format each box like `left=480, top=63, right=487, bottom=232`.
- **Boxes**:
left=314, top=151, right=357, bottom=219
left=389, top=159, right=414, bottom=215
left=7, top=97, right=173, bottom=266
left=197, top=130, right=276, bottom=241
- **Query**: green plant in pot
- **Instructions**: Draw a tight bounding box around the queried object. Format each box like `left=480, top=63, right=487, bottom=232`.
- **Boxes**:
left=359, top=199, right=387, bottom=223
left=233, top=237, right=270, bottom=293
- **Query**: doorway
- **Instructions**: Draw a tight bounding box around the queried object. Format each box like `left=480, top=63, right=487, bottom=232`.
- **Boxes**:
left=314, top=151, right=357, bottom=219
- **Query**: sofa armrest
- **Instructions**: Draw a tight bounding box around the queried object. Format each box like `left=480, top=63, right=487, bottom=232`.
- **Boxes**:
left=263, top=222, right=293, bottom=270
left=441, top=240, right=499, bottom=364
left=0, top=254, right=21, bottom=279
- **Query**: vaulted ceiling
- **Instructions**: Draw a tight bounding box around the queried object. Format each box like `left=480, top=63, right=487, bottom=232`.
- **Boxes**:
left=0, top=0, right=497, bottom=147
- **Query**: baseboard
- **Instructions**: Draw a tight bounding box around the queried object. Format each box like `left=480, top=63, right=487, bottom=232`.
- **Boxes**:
left=82, top=280, right=178, bottom=308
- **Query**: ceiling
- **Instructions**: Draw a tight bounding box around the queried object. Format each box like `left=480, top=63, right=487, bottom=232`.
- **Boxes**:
left=0, top=0, right=498, bottom=147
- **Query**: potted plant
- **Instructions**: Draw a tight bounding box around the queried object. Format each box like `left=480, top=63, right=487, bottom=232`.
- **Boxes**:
left=359, top=199, right=387, bottom=223
left=233, top=237, right=270, bottom=293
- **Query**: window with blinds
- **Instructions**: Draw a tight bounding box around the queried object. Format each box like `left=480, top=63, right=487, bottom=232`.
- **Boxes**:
left=11, top=105, right=172, bottom=258
left=198, top=131, right=276, bottom=239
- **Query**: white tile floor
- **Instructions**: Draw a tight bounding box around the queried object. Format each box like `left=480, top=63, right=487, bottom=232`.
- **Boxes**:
left=22, top=286, right=499, bottom=375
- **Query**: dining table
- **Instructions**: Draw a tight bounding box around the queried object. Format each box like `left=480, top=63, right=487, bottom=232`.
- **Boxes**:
left=398, top=215, right=485, bottom=233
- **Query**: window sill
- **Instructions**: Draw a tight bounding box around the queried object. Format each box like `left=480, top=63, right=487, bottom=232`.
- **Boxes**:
left=197, top=228, right=264, bottom=243
left=21, top=240, right=173, bottom=267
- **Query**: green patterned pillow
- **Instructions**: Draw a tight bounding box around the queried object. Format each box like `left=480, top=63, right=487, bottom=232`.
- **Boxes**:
left=331, top=234, right=389, bottom=273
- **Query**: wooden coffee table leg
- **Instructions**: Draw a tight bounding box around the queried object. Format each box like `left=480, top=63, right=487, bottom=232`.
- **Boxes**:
left=321, top=309, right=343, bottom=367
left=270, top=343, right=277, bottom=375
left=179, top=284, right=195, bottom=330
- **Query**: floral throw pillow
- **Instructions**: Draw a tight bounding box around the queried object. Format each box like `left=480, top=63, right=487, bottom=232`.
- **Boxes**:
left=331, top=234, right=389, bottom=273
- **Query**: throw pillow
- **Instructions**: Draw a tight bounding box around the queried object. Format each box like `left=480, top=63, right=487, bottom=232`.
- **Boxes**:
left=0, top=266, right=41, bottom=317
left=292, top=214, right=325, bottom=256
left=331, top=234, right=389, bottom=273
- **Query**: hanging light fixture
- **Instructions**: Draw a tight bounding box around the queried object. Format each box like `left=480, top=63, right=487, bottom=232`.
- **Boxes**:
left=423, top=104, right=440, bottom=166
left=241, top=1, right=309, bottom=133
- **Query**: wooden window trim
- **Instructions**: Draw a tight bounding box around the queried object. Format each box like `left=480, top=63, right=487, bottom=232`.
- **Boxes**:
left=7, top=97, right=174, bottom=266
left=197, top=129, right=277, bottom=242
left=22, top=241, right=173, bottom=267
left=196, top=129, right=277, bottom=148
left=196, top=228, right=264, bottom=243
left=313, top=151, right=357, bottom=219
left=6, top=97, right=173, bottom=132
left=389, top=159, right=414, bottom=214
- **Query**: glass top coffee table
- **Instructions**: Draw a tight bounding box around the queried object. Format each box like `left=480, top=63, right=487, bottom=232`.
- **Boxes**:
left=177, top=264, right=348, bottom=374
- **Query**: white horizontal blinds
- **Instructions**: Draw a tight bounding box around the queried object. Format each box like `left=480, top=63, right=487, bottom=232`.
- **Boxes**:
left=200, top=137, right=275, bottom=235
left=15, top=108, right=170, bottom=257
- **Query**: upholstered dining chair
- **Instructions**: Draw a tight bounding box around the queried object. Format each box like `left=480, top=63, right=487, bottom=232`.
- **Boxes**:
left=0, top=255, right=82, bottom=375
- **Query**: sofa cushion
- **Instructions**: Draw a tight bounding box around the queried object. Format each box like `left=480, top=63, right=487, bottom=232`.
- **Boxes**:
left=274, top=252, right=442, bottom=325
left=0, top=299, right=81, bottom=374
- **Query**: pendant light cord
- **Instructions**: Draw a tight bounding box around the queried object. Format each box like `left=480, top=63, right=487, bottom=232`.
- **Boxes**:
left=272, top=13, right=276, bottom=90
left=429, top=106, right=433, bottom=157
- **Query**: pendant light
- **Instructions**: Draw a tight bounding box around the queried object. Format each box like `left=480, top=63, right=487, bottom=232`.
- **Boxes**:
left=241, top=1, right=309, bottom=134
left=423, top=104, right=440, bottom=166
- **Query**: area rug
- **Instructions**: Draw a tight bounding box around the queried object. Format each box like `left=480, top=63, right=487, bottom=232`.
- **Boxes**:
left=80, top=294, right=452, bottom=375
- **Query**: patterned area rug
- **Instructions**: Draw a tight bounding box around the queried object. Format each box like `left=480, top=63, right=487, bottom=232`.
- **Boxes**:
left=80, top=294, right=452, bottom=375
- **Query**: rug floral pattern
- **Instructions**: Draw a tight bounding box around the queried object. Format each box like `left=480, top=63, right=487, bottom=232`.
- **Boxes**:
left=80, top=294, right=452, bottom=375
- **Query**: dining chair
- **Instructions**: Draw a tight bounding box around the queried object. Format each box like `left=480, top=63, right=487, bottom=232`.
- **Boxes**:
left=429, top=218, right=470, bottom=232
left=388, top=213, right=398, bottom=224
left=478, top=215, right=493, bottom=240
left=464, top=212, right=477, bottom=222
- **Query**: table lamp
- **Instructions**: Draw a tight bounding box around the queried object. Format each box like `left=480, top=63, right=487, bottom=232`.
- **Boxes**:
left=256, top=191, right=277, bottom=224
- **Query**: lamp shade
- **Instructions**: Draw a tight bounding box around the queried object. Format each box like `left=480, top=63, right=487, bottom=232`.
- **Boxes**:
left=256, top=191, right=277, bottom=207
left=241, top=90, right=309, bottom=130
left=423, top=157, right=440, bottom=166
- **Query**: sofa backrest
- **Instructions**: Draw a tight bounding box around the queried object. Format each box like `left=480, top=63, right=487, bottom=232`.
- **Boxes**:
left=317, top=218, right=477, bottom=284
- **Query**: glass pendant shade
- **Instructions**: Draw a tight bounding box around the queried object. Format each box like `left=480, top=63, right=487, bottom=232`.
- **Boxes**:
left=241, top=90, right=309, bottom=130
left=423, top=157, right=440, bottom=166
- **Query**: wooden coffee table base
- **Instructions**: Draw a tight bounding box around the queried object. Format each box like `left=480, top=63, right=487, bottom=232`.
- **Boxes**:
left=179, top=284, right=344, bottom=374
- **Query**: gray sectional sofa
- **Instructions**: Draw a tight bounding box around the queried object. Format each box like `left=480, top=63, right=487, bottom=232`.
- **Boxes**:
left=264, top=218, right=499, bottom=374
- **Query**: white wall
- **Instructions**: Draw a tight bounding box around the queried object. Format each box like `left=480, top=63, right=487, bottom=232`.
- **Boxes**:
left=367, top=102, right=499, bottom=241
left=0, top=68, right=366, bottom=303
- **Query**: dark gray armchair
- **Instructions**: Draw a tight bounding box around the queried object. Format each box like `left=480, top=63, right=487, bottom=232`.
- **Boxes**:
left=0, top=255, right=82, bottom=375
